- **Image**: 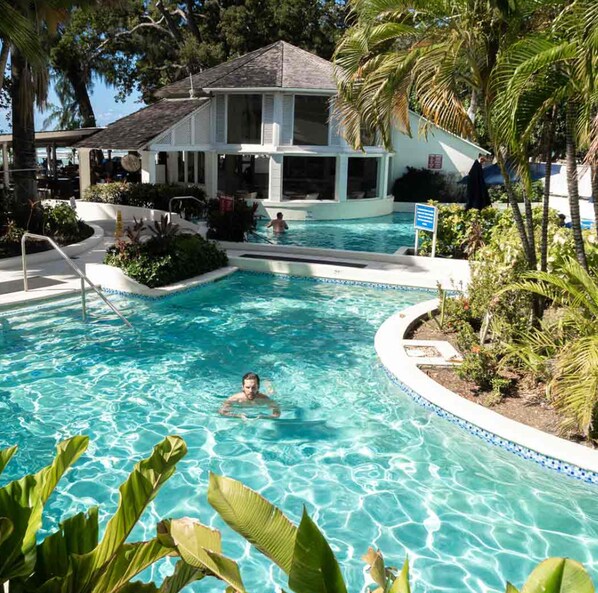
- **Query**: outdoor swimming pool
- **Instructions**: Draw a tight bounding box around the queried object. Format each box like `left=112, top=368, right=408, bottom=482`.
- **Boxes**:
left=249, top=212, right=415, bottom=253
left=1, top=272, right=597, bottom=592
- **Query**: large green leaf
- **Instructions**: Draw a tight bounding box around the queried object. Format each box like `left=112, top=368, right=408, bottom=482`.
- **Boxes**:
left=208, top=473, right=297, bottom=573
left=288, top=509, right=348, bottom=593
left=85, top=436, right=187, bottom=575
left=167, top=517, right=246, bottom=593
left=0, top=445, right=17, bottom=478
left=0, top=475, right=42, bottom=583
left=35, top=436, right=89, bottom=504
left=388, top=559, right=411, bottom=593
left=521, top=558, right=594, bottom=593
left=27, top=508, right=98, bottom=592
left=0, top=437, right=90, bottom=583
left=159, top=559, right=205, bottom=593
left=92, top=539, right=171, bottom=593
left=506, top=584, right=521, bottom=593
left=362, top=547, right=386, bottom=589
left=0, top=518, right=13, bottom=547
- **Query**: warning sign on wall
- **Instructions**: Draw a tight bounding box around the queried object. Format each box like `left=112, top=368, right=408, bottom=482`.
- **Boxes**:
left=427, top=154, right=443, bottom=170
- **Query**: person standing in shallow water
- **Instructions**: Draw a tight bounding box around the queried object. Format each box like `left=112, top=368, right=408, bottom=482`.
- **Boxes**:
left=266, top=212, right=289, bottom=234
left=219, top=372, right=281, bottom=419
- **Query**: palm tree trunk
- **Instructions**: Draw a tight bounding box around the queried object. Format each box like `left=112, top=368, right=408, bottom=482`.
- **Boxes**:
left=11, top=46, right=38, bottom=205
left=495, top=152, right=535, bottom=267
left=541, top=109, right=556, bottom=272
left=564, top=102, right=588, bottom=270
left=65, top=63, right=96, bottom=127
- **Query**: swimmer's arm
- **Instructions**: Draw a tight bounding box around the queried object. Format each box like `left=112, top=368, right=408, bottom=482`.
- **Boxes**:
left=266, top=220, right=273, bottom=228
left=219, top=395, right=246, bottom=418
left=284, top=222, right=289, bottom=229
left=267, top=399, right=281, bottom=418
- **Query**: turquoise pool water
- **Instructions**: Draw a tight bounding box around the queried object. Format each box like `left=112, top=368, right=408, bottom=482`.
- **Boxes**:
left=1, top=272, right=597, bottom=592
left=249, top=212, right=415, bottom=253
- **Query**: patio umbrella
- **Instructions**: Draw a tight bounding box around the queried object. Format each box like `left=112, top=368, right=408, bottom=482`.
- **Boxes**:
left=465, top=158, right=491, bottom=210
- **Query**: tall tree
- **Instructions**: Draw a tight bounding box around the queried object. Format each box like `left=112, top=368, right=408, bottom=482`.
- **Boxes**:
left=334, top=0, right=543, bottom=268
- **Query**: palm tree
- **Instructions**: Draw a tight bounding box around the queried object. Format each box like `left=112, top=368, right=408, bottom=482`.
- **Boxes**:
left=333, top=0, right=543, bottom=268
left=492, top=0, right=598, bottom=270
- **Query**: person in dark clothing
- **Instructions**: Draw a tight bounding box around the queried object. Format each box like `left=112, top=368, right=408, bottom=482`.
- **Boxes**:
left=466, top=154, right=491, bottom=210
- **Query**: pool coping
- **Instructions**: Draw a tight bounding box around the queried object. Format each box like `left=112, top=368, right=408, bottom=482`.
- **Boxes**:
left=0, top=223, right=105, bottom=270
left=375, top=299, right=598, bottom=484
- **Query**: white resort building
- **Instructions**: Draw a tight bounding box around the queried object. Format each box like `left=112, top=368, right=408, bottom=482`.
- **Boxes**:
left=76, top=41, right=483, bottom=220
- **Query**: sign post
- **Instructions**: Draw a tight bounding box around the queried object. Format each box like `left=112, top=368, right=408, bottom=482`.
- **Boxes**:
left=414, top=203, right=438, bottom=257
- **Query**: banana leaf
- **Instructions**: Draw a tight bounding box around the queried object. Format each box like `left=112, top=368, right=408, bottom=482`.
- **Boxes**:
left=388, top=559, right=410, bottom=593
left=208, top=473, right=297, bottom=573
left=288, top=509, right=347, bottom=593
left=0, top=445, right=17, bottom=478
left=521, top=558, right=594, bottom=593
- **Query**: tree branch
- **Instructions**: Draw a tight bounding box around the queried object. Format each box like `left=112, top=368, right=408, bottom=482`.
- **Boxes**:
left=91, top=17, right=171, bottom=59
left=155, top=0, right=183, bottom=44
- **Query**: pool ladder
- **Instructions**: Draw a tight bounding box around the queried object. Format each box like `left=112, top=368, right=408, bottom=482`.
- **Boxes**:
left=21, top=233, right=133, bottom=329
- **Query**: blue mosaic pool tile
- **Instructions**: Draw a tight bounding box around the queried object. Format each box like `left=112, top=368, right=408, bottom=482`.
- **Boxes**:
left=382, top=367, right=598, bottom=486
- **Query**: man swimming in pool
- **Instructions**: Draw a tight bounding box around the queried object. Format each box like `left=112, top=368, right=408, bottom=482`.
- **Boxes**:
left=219, top=372, right=281, bottom=419
left=266, top=212, right=289, bottom=234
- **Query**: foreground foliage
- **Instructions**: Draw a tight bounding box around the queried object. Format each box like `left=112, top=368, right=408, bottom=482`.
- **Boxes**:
left=0, top=437, right=595, bottom=593
left=82, top=183, right=206, bottom=217
left=105, top=216, right=228, bottom=288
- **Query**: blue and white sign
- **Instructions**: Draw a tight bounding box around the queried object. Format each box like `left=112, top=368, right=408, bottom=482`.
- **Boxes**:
left=414, top=203, right=439, bottom=257
left=414, top=203, right=438, bottom=232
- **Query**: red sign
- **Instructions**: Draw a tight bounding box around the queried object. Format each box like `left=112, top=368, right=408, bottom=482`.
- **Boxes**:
left=427, top=154, right=443, bottom=170
left=219, top=195, right=234, bottom=213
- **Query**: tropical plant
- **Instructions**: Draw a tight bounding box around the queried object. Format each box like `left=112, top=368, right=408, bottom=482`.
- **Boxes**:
left=333, top=0, right=544, bottom=268
left=1, top=438, right=597, bottom=593
left=491, top=0, right=598, bottom=270
left=500, top=258, right=598, bottom=437
left=148, top=214, right=180, bottom=246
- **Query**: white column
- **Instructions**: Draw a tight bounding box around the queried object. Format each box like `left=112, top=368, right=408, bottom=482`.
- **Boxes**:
left=167, top=152, right=178, bottom=184
left=78, top=148, right=92, bottom=196
left=335, top=155, right=348, bottom=202
left=377, top=155, right=389, bottom=197
left=272, top=94, right=283, bottom=148
left=204, top=151, right=219, bottom=198
left=2, top=143, right=8, bottom=188
left=268, top=154, right=283, bottom=202
left=141, top=150, right=157, bottom=183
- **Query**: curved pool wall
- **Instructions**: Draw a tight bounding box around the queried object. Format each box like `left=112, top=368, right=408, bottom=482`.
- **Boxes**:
left=2, top=272, right=597, bottom=593
left=376, top=300, right=598, bottom=484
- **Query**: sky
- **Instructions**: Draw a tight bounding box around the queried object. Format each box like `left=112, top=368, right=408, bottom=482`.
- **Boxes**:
left=0, top=77, right=142, bottom=133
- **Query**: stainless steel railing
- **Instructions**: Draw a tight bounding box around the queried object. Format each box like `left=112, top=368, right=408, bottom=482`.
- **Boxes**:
left=21, top=233, right=133, bottom=329
left=168, top=196, right=207, bottom=224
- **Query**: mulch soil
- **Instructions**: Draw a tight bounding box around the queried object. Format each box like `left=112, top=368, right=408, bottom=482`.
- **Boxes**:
left=408, top=318, right=595, bottom=448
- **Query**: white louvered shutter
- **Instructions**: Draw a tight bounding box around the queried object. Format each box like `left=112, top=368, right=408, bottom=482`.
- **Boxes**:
left=262, top=94, right=275, bottom=145
left=215, top=95, right=226, bottom=143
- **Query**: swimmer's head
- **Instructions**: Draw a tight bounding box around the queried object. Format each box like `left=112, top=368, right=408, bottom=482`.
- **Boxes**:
left=242, top=372, right=260, bottom=400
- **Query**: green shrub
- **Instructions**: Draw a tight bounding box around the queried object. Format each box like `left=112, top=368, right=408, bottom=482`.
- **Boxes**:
left=105, top=232, right=228, bottom=288
left=418, top=203, right=501, bottom=258
left=456, top=344, right=500, bottom=391
left=391, top=167, right=465, bottom=203
left=488, top=180, right=544, bottom=203
left=206, top=198, right=257, bottom=242
left=82, top=182, right=206, bottom=216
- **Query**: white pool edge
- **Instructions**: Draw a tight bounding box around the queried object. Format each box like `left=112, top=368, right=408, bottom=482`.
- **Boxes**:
left=375, top=299, right=598, bottom=484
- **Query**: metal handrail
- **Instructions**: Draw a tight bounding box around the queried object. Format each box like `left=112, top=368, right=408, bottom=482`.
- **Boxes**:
left=21, top=233, right=133, bottom=329
left=168, top=196, right=207, bottom=224
left=249, top=230, right=274, bottom=245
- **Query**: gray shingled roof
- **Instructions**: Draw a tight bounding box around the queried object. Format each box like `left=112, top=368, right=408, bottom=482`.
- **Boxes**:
left=75, top=99, right=207, bottom=149
left=155, top=41, right=335, bottom=98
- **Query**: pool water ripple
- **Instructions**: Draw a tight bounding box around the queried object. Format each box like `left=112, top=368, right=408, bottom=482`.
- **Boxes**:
left=1, top=272, right=597, bottom=593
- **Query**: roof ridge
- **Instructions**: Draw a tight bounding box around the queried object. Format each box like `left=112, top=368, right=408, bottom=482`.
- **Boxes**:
left=203, top=42, right=281, bottom=88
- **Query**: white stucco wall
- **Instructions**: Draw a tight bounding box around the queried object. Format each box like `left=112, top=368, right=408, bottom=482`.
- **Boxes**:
left=389, top=112, right=485, bottom=191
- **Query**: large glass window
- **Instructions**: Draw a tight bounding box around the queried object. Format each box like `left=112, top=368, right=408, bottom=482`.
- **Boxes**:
left=347, top=157, right=379, bottom=198
left=293, top=96, right=329, bottom=145
left=227, top=95, right=262, bottom=144
left=282, top=156, right=335, bottom=200
left=217, top=154, right=269, bottom=199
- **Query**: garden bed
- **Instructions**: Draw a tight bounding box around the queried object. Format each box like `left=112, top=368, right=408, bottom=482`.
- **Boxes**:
left=408, top=317, right=594, bottom=448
